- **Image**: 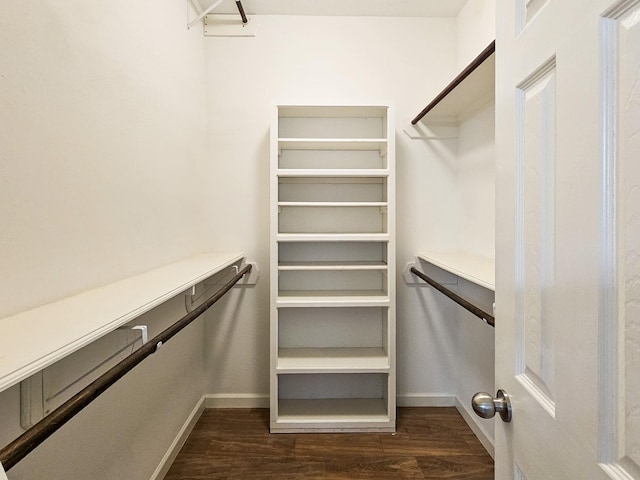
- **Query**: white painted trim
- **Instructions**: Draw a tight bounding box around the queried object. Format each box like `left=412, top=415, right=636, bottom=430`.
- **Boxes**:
left=455, top=396, right=495, bottom=459
left=396, top=393, right=455, bottom=407
left=150, top=396, right=206, bottom=480
left=205, top=393, right=270, bottom=409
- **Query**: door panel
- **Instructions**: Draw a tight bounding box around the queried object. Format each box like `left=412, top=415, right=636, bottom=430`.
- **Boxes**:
left=495, top=0, right=639, bottom=478
left=601, top=1, right=640, bottom=477
left=516, top=60, right=557, bottom=414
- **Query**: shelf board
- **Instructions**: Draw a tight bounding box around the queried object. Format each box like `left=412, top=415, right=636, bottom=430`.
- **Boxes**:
left=277, top=105, right=389, bottom=118
left=278, top=202, right=387, bottom=208
left=277, top=169, right=389, bottom=178
left=278, top=261, right=387, bottom=271
left=278, top=138, right=387, bottom=152
left=0, top=252, right=245, bottom=393
left=279, top=176, right=386, bottom=185
left=277, top=291, right=390, bottom=308
left=417, top=251, right=495, bottom=291
left=277, top=233, right=389, bottom=243
left=277, top=347, right=389, bottom=374
left=412, top=41, right=495, bottom=123
left=274, top=398, right=392, bottom=432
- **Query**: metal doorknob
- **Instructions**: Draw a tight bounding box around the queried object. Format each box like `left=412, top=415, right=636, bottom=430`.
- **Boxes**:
left=471, top=389, right=512, bottom=423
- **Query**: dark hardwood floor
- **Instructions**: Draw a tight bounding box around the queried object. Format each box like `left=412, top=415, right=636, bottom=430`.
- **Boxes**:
left=164, top=407, right=494, bottom=479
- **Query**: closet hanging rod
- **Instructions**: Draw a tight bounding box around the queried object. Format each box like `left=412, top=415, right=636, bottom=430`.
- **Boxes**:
left=0, top=263, right=252, bottom=472
left=411, top=40, right=496, bottom=125
left=235, top=0, right=248, bottom=23
left=410, top=267, right=494, bottom=327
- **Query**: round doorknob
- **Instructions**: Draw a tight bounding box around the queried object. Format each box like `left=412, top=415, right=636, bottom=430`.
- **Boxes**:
left=471, top=389, right=512, bottom=423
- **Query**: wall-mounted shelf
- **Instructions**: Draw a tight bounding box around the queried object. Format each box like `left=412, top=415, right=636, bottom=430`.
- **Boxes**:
left=416, top=252, right=495, bottom=291
left=413, top=40, right=495, bottom=123
left=0, top=251, right=245, bottom=393
left=405, top=40, right=495, bottom=139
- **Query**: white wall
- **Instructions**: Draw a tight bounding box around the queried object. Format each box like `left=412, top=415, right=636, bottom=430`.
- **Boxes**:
left=0, top=1, right=210, bottom=319
left=456, top=0, right=496, bottom=69
left=0, top=1, right=211, bottom=478
left=201, top=15, right=464, bottom=403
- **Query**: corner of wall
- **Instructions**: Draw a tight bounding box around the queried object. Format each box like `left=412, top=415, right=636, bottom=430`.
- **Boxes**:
left=454, top=396, right=495, bottom=458
left=455, top=0, right=497, bottom=69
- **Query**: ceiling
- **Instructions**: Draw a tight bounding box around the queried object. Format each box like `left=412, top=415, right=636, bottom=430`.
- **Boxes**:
left=202, top=0, right=468, bottom=17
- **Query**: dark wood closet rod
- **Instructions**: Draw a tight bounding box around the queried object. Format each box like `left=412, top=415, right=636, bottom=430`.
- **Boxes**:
left=0, top=263, right=252, bottom=472
left=411, top=40, right=496, bottom=125
left=410, top=267, right=495, bottom=327
left=235, top=0, right=248, bottom=23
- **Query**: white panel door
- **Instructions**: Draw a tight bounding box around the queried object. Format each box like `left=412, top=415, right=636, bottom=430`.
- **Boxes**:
left=495, top=0, right=640, bottom=478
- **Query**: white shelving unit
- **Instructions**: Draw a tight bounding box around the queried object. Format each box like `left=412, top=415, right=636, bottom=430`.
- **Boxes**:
left=270, top=104, right=396, bottom=433
left=0, top=252, right=245, bottom=393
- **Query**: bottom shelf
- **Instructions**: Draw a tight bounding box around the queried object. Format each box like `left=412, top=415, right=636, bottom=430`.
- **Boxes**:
left=272, top=398, right=394, bottom=433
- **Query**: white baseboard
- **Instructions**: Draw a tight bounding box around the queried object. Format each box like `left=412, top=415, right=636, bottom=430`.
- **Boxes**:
left=150, top=396, right=206, bottom=480
left=397, top=393, right=455, bottom=407
left=204, top=393, right=269, bottom=408
left=454, top=396, right=495, bottom=458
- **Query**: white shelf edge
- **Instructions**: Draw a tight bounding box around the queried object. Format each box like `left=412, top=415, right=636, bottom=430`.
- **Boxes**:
left=278, top=138, right=387, bottom=148
left=276, top=105, right=390, bottom=118
left=275, top=398, right=391, bottom=425
left=416, top=251, right=495, bottom=291
left=277, top=169, right=389, bottom=178
left=277, top=233, right=390, bottom=242
left=0, top=251, right=245, bottom=393
left=278, top=202, right=387, bottom=207
left=276, top=293, right=390, bottom=308
left=277, top=347, right=390, bottom=374
left=278, top=261, right=387, bottom=271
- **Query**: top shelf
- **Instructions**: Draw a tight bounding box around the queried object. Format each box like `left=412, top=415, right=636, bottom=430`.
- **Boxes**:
left=412, top=41, right=495, bottom=124
left=278, top=105, right=389, bottom=119
left=0, top=251, right=245, bottom=393
left=417, top=251, right=494, bottom=291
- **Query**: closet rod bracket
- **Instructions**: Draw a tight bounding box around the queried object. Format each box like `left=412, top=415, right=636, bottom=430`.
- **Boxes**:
left=116, top=325, right=148, bottom=345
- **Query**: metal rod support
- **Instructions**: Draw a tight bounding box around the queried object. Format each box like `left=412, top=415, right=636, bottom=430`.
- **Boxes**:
left=410, top=267, right=495, bottom=327
left=411, top=40, right=496, bottom=125
left=0, top=263, right=252, bottom=471
left=235, top=0, right=248, bottom=24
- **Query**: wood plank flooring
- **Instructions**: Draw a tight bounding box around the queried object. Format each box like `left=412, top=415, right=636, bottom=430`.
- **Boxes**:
left=164, top=408, right=494, bottom=479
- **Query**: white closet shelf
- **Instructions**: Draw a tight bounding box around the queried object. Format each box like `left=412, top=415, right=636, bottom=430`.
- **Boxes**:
left=0, top=251, right=244, bottom=393
left=277, top=233, right=390, bottom=242
left=425, top=54, right=495, bottom=120
left=277, top=348, right=389, bottom=374
left=278, top=202, right=388, bottom=207
left=277, top=169, right=389, bottom=178
left=417, top=251, right=495, bottom=291
left=277, top=292, right=390, bottom=308
left=278, top=261, right=387, bottom=271
left=275, top=398, right=392, bottom=432
left=277, top=105, right=389, bottom=118
left=279, top=176, right=386, bottom=184
left=411, top=41, right=495, bottom=124
left=278, top=138, right=387, bottom=152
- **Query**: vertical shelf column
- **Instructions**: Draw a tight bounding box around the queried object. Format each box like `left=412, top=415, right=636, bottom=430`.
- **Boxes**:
left=270, top=104, right=396, bottom=433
